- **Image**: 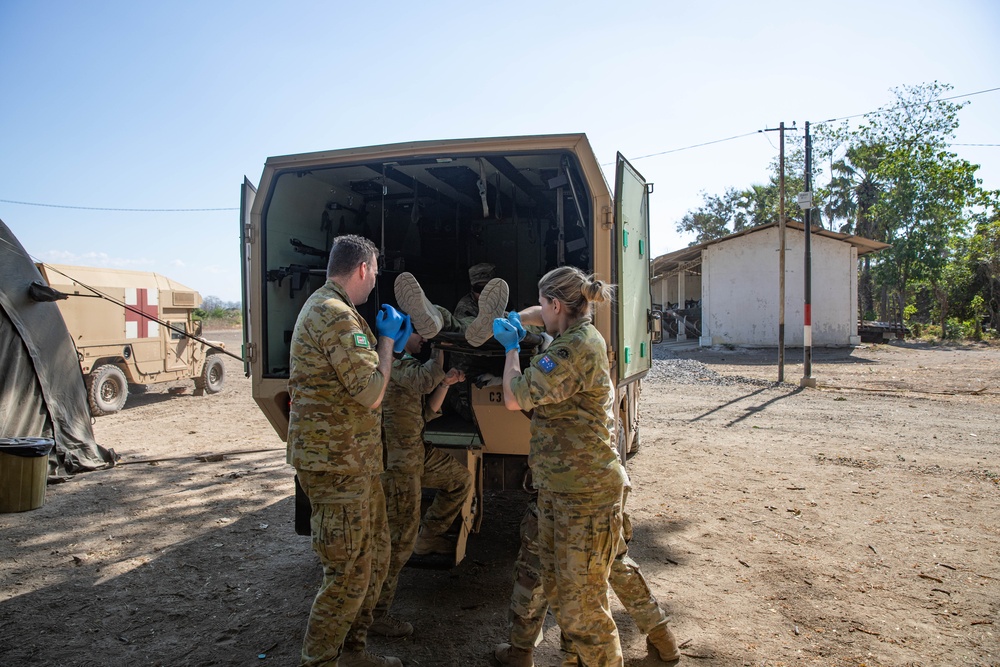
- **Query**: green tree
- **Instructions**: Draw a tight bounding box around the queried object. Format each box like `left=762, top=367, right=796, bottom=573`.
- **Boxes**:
left=966, top=191, right=1000, bottom=331
left=675, top=188, right=745, bottom=243
left=820, top=82, right=981, bottom=322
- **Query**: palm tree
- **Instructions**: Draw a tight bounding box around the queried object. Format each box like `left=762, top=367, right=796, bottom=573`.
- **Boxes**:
left=829, top=145, right=885, bottom=318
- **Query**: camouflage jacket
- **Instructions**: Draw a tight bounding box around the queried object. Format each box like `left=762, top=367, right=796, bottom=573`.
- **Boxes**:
left=287, top=280, right=386, bottom=478
left=383, top=355, right=446, bottom=458
left=454, top=292, right=478, bottom=321
left=510, top=319, right=625, bottom=494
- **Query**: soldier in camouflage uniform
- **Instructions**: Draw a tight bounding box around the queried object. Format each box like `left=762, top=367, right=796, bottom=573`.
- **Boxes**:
left=394, top=270, right=508, bottom=348
left=394, top=268, right=510, bottom=423
left=287, top=234, right=409, bottom=667
left=494, top=486, right=681, bottom=666
left=454, top=262, right=497, bottom=320
left=371, top=332, right=473, bottom=637
left=493, top=266, right=628, bottom=667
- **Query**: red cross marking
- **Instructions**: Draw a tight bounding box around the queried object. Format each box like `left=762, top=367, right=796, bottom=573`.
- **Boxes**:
left=125, top=288, right=159, bottom=338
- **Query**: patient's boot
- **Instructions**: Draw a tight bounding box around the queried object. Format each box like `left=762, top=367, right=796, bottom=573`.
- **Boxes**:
left=394, top=272, right=444, bottom=339
left=465, top=278, right=508, bottom=347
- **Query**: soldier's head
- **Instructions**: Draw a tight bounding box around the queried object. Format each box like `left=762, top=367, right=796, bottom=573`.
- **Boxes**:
left=403, top=330, right=425, bottom=355
left=467, top=262, right=496, bottom=299
left=538, top=266, right=614, bottom=334
left=327, top=234, right=379, bottom=304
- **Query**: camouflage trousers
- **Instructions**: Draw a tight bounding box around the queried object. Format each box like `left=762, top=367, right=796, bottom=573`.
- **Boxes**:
left=508, top=491, right=671, bottom=658
left=376, top=444, right=473, bottom=615
left=536, top=485, right=625, bottom=667
left=297, top=470, right=390, bottom=667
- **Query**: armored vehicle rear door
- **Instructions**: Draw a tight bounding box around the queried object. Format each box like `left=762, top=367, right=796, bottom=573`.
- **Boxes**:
left=240, top=177, right=256, bottom=377
left=614, top=152, right=653, bottom=383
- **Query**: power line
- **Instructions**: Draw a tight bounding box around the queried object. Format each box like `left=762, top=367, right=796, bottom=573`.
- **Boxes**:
left=3, top=85, right=997, bottom=211
left=627, top=131, right=762, bottom=161
left=0, top=198, right=237, bottom=212
left=814, top=86, right=1000, bottom=126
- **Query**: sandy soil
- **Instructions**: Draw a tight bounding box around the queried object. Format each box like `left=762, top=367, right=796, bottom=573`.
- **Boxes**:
left=1, top=331, right=998, bottom=667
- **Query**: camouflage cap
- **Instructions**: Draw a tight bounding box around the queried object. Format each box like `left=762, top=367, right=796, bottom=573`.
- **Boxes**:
left=468, top=262, right=496, bottom=287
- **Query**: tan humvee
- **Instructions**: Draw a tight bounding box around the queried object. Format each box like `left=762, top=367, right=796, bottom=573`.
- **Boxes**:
left=35, top=264, right=227, bottom=416
left=240, top=134, right=661, bottom=563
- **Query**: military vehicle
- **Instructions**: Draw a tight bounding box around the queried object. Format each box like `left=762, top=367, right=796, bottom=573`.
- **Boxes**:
left=35, top=264, right=227, bottom=416
left=241, top=134, right=661, bottom=562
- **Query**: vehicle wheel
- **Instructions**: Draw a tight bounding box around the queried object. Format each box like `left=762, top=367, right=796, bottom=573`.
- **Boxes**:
left=626, top=424, right=640, bottom=459
left=195, top=355, right=225, bottom=394
left=88, top=365, right=129, bottom=416
left=616, top=418, right=628, bottom=465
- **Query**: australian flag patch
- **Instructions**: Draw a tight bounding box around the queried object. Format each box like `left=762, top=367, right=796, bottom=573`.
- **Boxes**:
left=537, top=355, right=557, bottom=373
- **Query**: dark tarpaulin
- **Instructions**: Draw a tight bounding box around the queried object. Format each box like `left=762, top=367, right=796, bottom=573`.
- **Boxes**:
left=0, top=219, right=116, bottom=477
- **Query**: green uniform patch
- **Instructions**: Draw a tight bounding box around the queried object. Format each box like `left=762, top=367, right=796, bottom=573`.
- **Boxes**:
left=353, top=332, right=369, bottom=348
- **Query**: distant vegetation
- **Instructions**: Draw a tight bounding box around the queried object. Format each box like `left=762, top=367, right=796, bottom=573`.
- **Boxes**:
left=194, top=296, right=242, bottom=329
left=676, top=81, right=999, bottom=342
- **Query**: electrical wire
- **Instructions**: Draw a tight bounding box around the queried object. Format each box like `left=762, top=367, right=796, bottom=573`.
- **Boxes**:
left=814, top=86, right=1000, bottom=126
left=0, top=198, right=237, bottom=212
left=2, top=86, right=997, bottom=209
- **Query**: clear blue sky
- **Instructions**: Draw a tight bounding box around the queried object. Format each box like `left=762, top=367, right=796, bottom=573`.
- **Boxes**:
left=2, top=1, right=997, bottom=303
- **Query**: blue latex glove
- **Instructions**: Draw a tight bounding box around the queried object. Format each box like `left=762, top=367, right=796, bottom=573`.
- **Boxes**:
left=493, top=318, right=521, bottom=354
left=376, top=304, right=406, bottom=341
left=507, top=311, right=526, bottom=341
left=392, top=315, right=413, bottom=354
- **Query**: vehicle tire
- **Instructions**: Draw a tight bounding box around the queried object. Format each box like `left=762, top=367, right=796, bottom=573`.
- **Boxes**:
left=616, top=418, right=628, bottom=465
left=195, top=354, right=225, bottom=394
left=88, top=365, right=129, bottom=416
left=625, top=426, right=639, bottom=459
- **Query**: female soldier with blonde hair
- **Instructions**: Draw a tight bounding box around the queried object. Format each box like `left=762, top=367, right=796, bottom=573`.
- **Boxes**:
left=493, top=266, right=627, bottom=667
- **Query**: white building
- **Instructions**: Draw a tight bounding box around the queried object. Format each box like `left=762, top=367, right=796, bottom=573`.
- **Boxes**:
left=651, top=221, right=888, bottom=347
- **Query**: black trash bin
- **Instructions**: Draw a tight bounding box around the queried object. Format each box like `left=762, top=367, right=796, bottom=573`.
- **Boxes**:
left=0, top=438, right=55, bottom=512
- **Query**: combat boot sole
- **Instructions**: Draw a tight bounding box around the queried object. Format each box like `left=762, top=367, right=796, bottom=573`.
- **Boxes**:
left=465, top=278, right=509, bottom=347
left=394, top=272, right=443, bottom=339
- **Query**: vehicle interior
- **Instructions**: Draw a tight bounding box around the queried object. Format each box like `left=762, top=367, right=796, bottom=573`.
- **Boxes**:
left=257, top=149, right=596, bottom=382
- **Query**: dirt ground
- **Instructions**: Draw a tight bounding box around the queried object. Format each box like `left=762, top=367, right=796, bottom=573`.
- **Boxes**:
left=1, top=331, right=998, bottom=667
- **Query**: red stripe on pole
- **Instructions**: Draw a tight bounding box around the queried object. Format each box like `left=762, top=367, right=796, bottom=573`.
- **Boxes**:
left=804, top=303, right=812, bottom=325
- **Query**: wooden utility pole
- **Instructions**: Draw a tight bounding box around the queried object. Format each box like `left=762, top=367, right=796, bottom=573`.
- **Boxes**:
left=763, top=122, right=796, bottom=382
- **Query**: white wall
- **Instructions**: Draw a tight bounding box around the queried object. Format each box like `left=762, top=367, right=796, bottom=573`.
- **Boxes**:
left=700, top=227, right=859, bottom=347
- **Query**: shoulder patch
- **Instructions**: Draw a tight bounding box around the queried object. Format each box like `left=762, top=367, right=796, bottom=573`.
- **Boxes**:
left=556, top=348, right=570, bottom=359
left=353, top=332, right=370, bottom=348
left=537, top=354, right=557, bottom=373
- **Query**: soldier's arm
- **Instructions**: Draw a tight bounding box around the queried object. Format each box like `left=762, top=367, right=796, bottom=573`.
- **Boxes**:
left=427, top=367, right=464, bottom=415
left=322, top=311, right=393, bottom=409
left=365, top=335, right=395, bottom=409
left=509, top=342, right=585, bottom=411
left=516, top=305, right=544, bottom=327
left=501, top=348, right=523, bottom=411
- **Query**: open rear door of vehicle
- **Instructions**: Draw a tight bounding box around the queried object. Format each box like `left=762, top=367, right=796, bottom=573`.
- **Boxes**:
left=614, top=153, right=653, bottom=384
left=240, top=177, right=257, bottom=377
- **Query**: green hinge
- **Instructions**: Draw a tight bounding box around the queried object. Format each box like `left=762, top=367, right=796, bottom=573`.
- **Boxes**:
left=640, top=342, right=646, bottom=357
left=624, top=346, right=632, bottom=364
left=622, top=229, right=629, bottom=248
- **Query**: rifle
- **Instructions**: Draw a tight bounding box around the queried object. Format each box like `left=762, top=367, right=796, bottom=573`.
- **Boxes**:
left=266, top=264, right=325, bottom=298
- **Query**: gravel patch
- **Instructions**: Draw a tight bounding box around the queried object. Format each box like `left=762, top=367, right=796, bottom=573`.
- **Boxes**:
left=647, top=344, right=778, bottom=388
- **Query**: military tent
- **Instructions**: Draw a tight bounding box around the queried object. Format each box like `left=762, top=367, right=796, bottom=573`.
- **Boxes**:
left=0, top=218, right=116, bottom=477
